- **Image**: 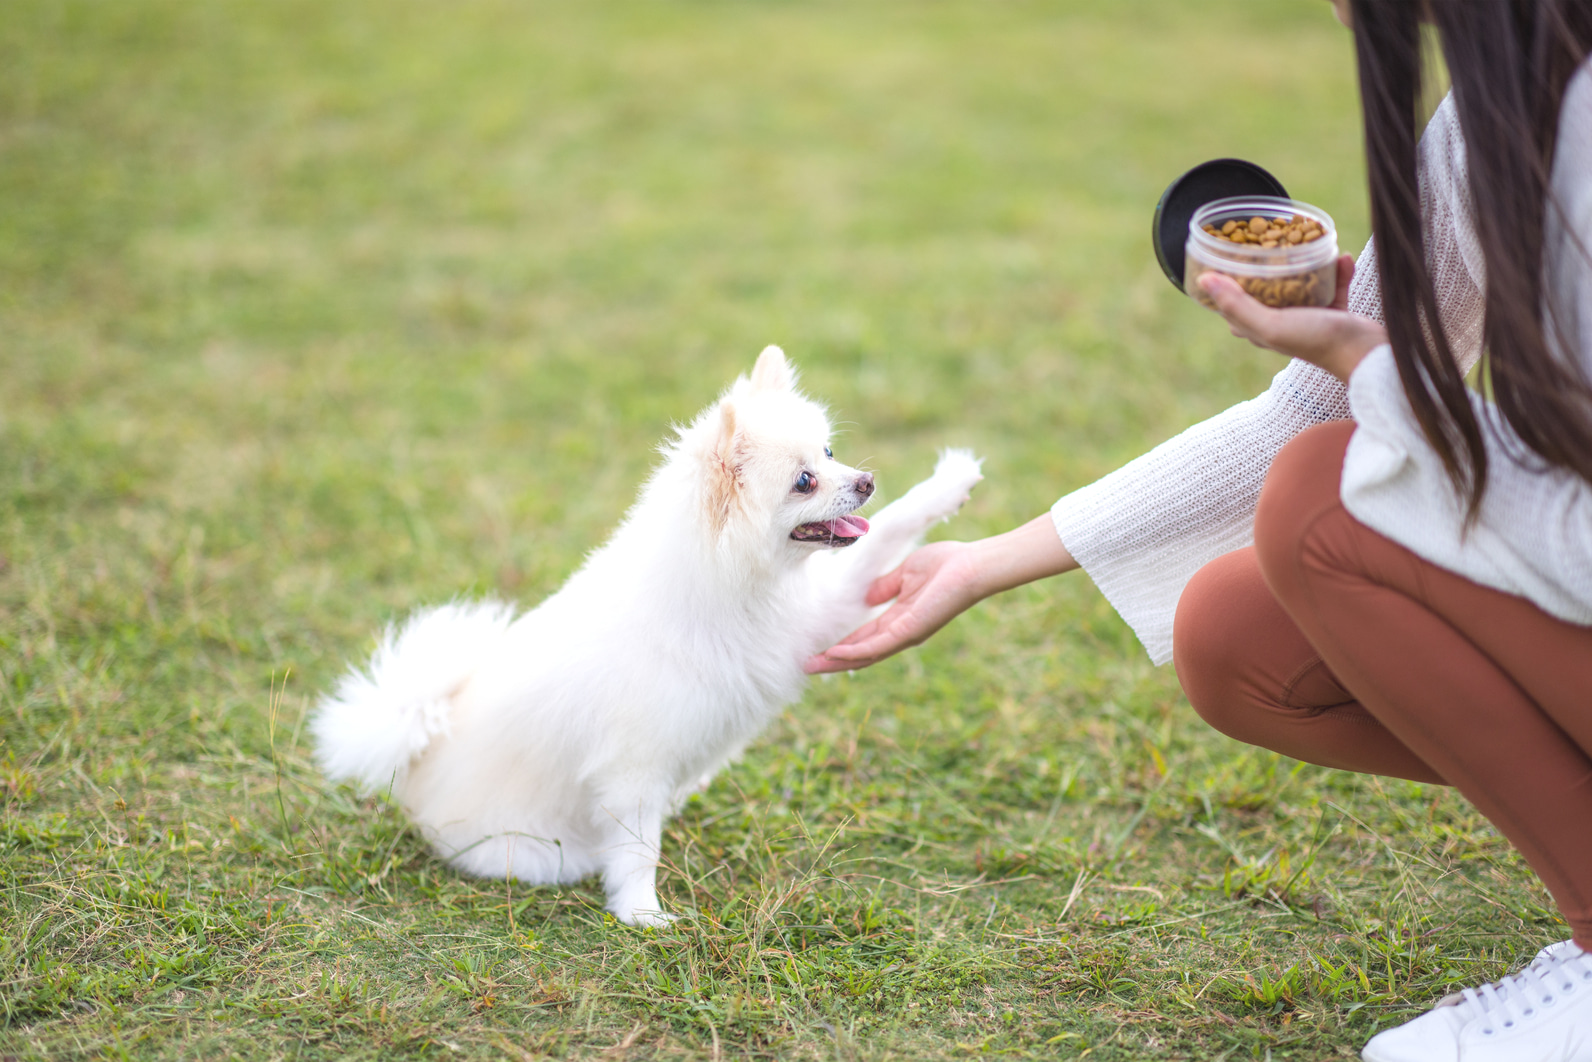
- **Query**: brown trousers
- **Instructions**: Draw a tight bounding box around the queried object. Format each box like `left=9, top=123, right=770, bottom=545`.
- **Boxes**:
left=1173, top=421, right=1592, bottom=948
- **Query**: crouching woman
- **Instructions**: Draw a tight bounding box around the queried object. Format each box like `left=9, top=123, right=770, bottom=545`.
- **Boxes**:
left=811, top=2, right=1592, bottom=1058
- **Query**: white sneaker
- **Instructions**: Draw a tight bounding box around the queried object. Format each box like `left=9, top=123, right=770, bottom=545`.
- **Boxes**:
left=1362, top=941, right=1592, bottom=1062
left=1540, top=940, right=1583, bottom=965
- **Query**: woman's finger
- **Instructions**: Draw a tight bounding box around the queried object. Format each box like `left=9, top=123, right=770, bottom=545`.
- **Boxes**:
left=805, top=599, right=924, bottom=671
left=805, top=633, right=888, bottom=672
left=827, top=614, right=886, bottom=652
left=864, top=565, right=906, bottom=607
left=1329, top=254, right=1355, bottom=311
left=803, top=654, right=853, bottom=674
left=1199, top=272, right=1277, bottom=344
left=824, top=610, right=914, bottom=659
left=806, top=645, right=879, bottom=672
left=807, top=648, right=889, bottom=673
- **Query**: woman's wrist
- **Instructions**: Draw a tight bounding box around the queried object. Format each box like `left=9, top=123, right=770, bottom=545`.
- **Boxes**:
left=1318, top=318, right=1388, bottom=382
left=967, top=514, right=1079, bottom=599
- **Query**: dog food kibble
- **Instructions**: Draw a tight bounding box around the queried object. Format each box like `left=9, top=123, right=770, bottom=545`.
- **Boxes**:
left=1187, top=211, right=1335, bottom=309
left=1184, top=196, right=1339, bottom=310
left=1222, top=272, right=1320, bottom=306
left=1203, top=214, right=1326, bottom=249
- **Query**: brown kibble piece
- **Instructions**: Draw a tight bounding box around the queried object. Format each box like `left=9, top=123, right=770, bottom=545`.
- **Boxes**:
left=1207, top=212, right=1328, bottom=247
left=1199, top=209, right=1334, bottom=310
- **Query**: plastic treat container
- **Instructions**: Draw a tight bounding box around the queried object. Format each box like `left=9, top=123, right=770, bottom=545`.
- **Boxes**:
left=1184, top=196, right=1339, bottom=309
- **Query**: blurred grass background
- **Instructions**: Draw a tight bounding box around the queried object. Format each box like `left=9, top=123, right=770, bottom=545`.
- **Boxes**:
left=0, top=1, right=1558, bottom=1059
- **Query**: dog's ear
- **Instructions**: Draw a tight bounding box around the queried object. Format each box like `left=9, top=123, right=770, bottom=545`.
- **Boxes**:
left=713, top=399, right=739, bottom=465
left=705, top=399, right=741, bottom=528
left=750, top=345, right=795, bottom=393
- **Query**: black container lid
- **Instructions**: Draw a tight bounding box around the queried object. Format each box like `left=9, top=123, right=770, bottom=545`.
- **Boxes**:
left=1153, top=158, right=1289, bottom=290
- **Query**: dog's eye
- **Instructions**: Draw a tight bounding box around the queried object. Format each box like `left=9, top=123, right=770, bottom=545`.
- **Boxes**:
left=824, top=446, right=833, bottom=459
left=793, top=471, right=816, bottom=494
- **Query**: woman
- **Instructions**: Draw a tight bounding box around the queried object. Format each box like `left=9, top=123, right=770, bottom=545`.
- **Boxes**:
left=808, top=2, right=1592, bottom=1059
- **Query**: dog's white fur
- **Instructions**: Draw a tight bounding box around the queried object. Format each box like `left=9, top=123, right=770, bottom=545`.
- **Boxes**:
left=313, top=347, right=981, bottom=925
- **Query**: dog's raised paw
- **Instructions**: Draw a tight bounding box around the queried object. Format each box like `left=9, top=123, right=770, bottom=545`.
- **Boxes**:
left=925, top=448, right=983, bottom=515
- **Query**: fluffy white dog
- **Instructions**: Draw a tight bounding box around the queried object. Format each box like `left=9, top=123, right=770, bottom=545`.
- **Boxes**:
left=313, top=346, right=981, bottom=925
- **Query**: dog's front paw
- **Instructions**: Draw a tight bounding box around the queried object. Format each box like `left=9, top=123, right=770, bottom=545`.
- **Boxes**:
left=607, top=882, right=678, bottom=928
left=924, top=448, right=984, bottom=517
left=613, top=906, right=679, bottom=929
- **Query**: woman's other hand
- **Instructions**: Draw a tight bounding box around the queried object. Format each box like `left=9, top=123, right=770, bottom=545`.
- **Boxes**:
left=805, top=514, right=1078, bottom=674
left=1199, top=254, right=1388, bottom=382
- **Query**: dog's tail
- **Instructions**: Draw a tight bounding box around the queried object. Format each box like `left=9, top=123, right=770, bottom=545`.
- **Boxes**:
left=312, top=600, right=517, bottom=794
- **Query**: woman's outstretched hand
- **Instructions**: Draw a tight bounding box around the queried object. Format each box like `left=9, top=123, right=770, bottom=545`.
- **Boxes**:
left=804, top=541, right=983, bottom=674
left=805, top=513, right=1080, bottom=674
left=1199, top=254, right=1388, bottom=383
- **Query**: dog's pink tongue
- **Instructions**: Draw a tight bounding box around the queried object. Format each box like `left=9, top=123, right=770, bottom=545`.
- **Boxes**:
left=825, top=515, right=870, bottom=539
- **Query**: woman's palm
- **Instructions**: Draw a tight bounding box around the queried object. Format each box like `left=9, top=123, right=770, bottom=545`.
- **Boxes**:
left=806, top=541, right=981, bottom=672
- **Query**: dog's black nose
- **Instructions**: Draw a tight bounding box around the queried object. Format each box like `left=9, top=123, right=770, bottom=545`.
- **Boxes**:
left=854, top=472, right=875, bottom=498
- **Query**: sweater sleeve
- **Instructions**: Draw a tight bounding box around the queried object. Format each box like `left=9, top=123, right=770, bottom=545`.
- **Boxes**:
left=1050, top=92, right=1486, bottom=666
left=1049, top=355, right=1351, bottom=666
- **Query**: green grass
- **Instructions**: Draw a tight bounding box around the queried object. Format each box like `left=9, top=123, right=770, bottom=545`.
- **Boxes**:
left=0, top=1, right=1564, bottom=1058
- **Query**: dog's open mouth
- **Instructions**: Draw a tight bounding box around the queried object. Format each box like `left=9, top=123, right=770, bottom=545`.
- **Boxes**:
left=789, top=515, right=870, bottom=547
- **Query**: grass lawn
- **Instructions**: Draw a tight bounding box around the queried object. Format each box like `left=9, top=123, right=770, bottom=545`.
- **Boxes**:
left=0, top=1, right=1565, bottom=1058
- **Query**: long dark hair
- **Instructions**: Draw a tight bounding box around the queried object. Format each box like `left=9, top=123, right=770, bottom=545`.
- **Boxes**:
left=1349, top=0, right=1592, bottom=515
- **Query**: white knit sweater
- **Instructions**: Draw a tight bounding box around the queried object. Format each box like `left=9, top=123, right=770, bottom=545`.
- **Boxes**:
left=1051, top=64, right=1592, bottom=666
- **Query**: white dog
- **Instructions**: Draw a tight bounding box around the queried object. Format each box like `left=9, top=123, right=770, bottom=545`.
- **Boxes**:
left=313, top=346, right=981, bottom=925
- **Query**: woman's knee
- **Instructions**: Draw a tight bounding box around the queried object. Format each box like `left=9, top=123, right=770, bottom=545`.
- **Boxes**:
left=1254, top=421, right=1356, bottom=604
left=1174, top=550, right=1279, bottom=742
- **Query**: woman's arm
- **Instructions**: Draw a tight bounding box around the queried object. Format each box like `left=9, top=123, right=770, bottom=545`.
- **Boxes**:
left=809, top=266, right=1369, bottom=673
left=813, top=246, right=1385, bottom=672
left=805, top=515, right=1077, bottom=673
